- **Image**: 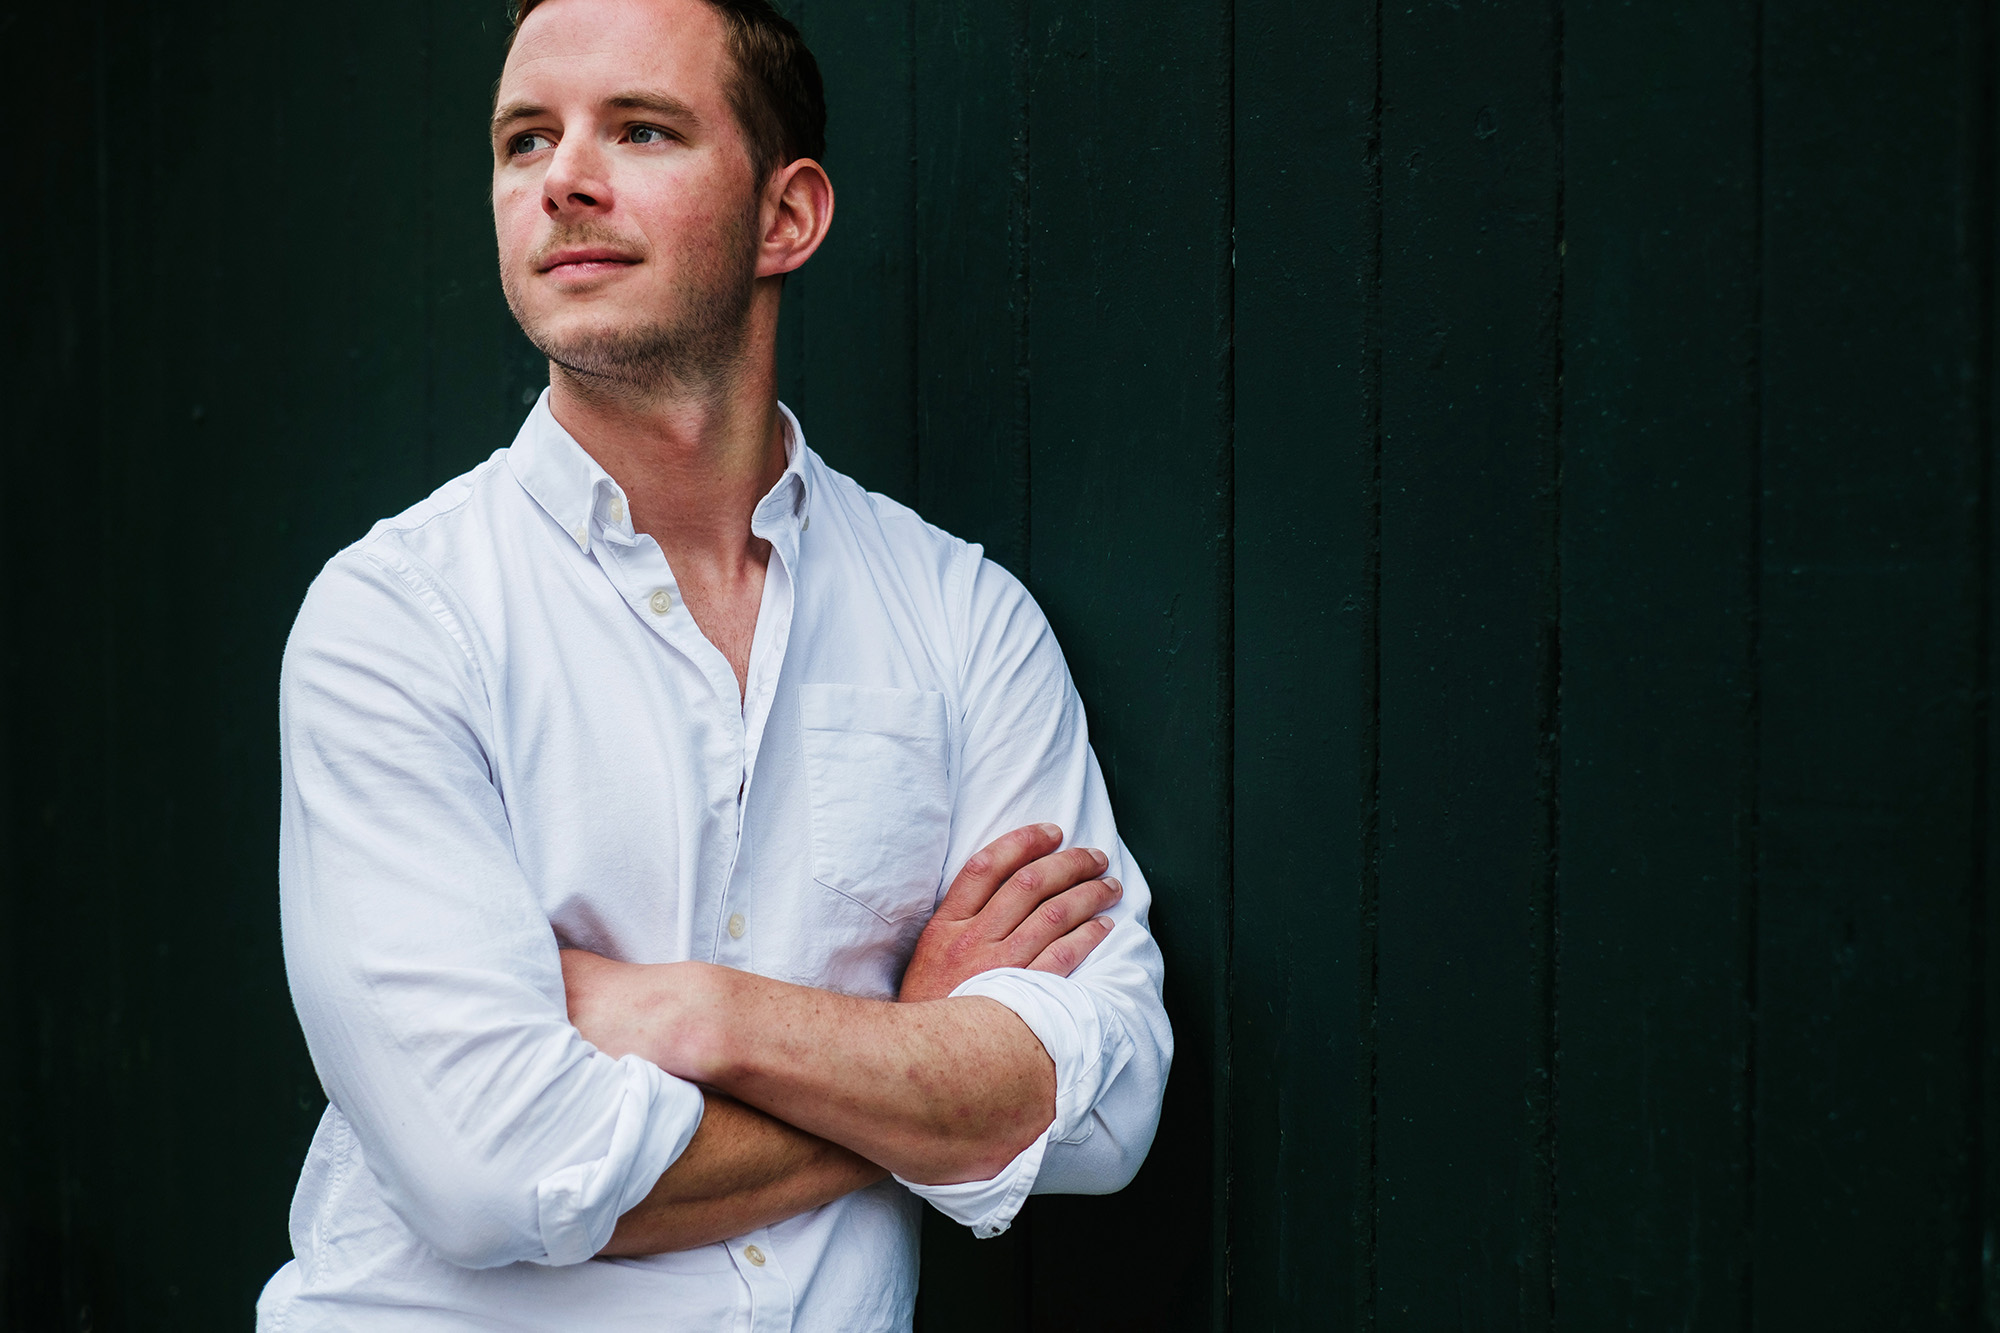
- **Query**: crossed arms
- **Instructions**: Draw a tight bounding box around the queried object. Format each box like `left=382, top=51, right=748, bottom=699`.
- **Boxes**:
left=281, top=546, right=1170, bottom=1267
left=572, top=825, right=1121, bottom=1253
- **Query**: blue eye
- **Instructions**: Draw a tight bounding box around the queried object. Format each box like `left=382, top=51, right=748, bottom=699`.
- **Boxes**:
left=630, top=125, right=668, bottom=145
left=511, top=132, right=553, bottom=155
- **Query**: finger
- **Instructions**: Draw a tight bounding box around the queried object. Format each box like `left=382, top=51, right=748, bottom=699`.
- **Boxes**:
left=1026, top=916, right=1116, bottom=978
left=1005, top=877, right=1122, bottom=962
left=933, top=822, right=1065, bottom=921
left=985, top=847, right=1110, bottom=936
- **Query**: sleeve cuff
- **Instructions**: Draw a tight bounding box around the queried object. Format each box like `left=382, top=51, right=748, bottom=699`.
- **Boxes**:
left=895, top=968, right=1134, bottom=1237
left=532, top=1055, right=706, bottom=1265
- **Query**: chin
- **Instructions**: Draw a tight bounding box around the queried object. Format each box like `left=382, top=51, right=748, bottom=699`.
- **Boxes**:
left=525, top=306, right=652, bottom=358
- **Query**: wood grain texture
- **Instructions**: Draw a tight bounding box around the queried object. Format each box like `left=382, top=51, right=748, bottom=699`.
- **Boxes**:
left=1022, top=0, right=1233, bottom=1327
left=1229, top=0, right=1375, bottom=1325
left=1555, top=0, right=1760, bottom=1325
left=1757, top=0, right=1990, bottom=1324
left=779, top=0, right=919, bottom=504
left=1371, top=0, right=1563, bottom=1325
left=913, top=0, right=1032, bottom=579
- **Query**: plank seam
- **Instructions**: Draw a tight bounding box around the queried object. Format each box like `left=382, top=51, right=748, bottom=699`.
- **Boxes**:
left=1017, top=0, right=1033, bottom=586
left=1357, top=0, right=1386, bottom=1325
left=421, top=0, right=436, bottom=487
left=1218, top=1, right=1239, bottom=1328
left=1741, top=0, right=1766, bottom=1321
left=905, top=0, right=919, bottom=505
left=1536, top=0, right=1566, bottom=1323
left=1967, top=0, right=1996, bottom=1319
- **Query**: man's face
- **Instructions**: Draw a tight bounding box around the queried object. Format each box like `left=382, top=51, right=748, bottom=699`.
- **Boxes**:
left=492, top=0, right=762, bottom=389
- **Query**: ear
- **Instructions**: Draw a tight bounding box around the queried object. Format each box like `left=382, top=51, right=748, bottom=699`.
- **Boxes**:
left=755, top=158, right=835, bottom=279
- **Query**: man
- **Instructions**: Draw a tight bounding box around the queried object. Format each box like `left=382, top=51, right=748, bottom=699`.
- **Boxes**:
left=258, top=0, right=1171, bottom=1327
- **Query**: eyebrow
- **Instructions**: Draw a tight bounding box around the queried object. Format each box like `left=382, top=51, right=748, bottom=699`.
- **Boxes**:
left=491, top=90, right=702, bottom=140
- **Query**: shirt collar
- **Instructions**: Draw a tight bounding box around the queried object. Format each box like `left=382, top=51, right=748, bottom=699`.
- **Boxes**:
left=506, top=389, right=814, bottom=557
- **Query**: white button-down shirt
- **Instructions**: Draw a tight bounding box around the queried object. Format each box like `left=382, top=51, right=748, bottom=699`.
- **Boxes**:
left=257, top=397, right=1171, bottom=1333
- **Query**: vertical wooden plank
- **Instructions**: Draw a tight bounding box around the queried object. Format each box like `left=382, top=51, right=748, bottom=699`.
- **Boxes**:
left=1986, top=7, right=2000, bottom=1314
left=1025, top=0, right=1233, bottom=1328
left=1230, top=0, right=1375, bottom=1325
left=910, top=0, right=1033, bottom=1325
left=1758, top=0, right=1987, bottom=1323
left=1, top=0, right=114, bottom=1322
left=778, top=0, right=918, bottom=506
left=1372, top=1, right=1562, bottom=1326
left=1555, top=1, right=1759, bottom=1326
left=1966, top=15, right=1994, bottom=1328
left=913, top=0, right=1031, bottom=578
left=428, top=0, right=549, bottom=489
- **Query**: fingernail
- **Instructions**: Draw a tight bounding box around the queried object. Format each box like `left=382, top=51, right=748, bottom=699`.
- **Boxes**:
left=1037, top=822, right=1062, bottom=840
left=1092, top=849, right=1109, bottom=870
left=1105, top=877, right=1122, bottom=895
left=1100, top=918, right=1115, bottom=932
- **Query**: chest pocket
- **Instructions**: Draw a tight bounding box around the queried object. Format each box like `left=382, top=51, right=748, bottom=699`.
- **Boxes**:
left=799, top=683, right=953, bottom=923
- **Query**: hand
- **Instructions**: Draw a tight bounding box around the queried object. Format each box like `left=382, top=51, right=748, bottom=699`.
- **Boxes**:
left=898, top=823, right=1121, bottom=1003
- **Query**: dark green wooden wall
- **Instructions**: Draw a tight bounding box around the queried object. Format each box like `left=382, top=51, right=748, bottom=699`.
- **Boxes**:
left=2, top=0, right=1995, bottom=1328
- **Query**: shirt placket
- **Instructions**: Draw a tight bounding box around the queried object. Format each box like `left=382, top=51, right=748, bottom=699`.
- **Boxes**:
left=594, top=476, right=805, bottom=1324
left=723, top=1224, right=796, bottom=1333
left=716, top=481, right=801, bottom=970
left=589, top=487, right=749, bottom=964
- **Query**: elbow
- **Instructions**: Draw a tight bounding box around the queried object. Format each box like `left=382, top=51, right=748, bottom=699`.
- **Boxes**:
left=419, top=1218, right=528, bottom=1272
left=1087, top=1126, right=1149, bottom=1195
left=1033, top=1108, right=1159, bottom=1197
left=382, top=1164, right=546, bottom=1270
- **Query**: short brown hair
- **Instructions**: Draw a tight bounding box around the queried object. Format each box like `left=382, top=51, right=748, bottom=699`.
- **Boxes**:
left=507, top=0, right=826, bottom=184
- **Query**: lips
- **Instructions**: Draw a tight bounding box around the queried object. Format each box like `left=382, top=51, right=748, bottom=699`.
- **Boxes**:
left=538, top=247, right=641, bottom=275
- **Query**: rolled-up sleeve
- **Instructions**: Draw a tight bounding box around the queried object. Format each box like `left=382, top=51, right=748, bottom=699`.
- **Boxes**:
left=896, top=553, right=1173, bottom=1237
left=280, top=546, right=704, bottom=1269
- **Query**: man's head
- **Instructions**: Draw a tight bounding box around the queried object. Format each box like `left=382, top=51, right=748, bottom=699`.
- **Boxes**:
left=491, top=0, right=832, bottom=400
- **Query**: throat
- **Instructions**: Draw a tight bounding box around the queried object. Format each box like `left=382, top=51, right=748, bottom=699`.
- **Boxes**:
left=660, top=538, right=772, bottom=702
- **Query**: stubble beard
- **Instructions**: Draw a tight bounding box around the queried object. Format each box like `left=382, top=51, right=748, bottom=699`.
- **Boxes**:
left=504, top=204, right=760, bottom=406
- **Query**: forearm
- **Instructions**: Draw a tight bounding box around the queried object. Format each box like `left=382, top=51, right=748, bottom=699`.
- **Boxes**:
left=670, top=971, right=1055, bottom=1185
left=601, top=1092, right=885, bottom=1256
left=562, top=830, right=1115, bottom=1196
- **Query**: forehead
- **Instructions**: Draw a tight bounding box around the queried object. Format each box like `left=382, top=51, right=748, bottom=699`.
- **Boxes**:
left=500, top=0, right=733, bottom=108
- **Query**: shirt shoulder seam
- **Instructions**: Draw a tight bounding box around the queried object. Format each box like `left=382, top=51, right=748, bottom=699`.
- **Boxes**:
left=347, top=542, right=487, bottom=689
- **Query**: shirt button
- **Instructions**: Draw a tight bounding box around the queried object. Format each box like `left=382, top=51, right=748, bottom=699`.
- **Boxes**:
left=608, top=495, right=625, bottom=524
left=648, top=588, right=671, bottom=615
left=728, top=913, right=746, bottom=940
left=744, top=1243, right=766, bottom=1267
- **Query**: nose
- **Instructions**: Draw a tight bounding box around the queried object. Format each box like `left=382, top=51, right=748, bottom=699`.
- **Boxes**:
left=542, top=136, right=610, bottom=219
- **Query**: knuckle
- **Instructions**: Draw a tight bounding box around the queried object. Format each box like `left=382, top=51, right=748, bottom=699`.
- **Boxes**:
left=1039, top=900, right=1069, bottom=929
left=1045, top=943, right=1076, bottom=972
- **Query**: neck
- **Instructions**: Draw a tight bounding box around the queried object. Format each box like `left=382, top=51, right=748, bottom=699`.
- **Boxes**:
left=546, top=284, right=789, bottom=569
